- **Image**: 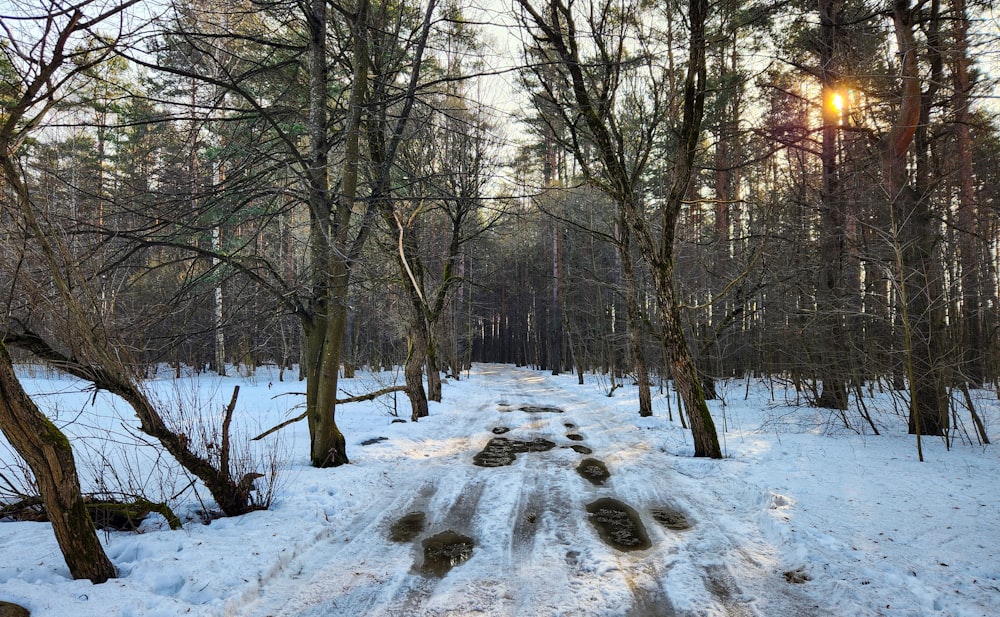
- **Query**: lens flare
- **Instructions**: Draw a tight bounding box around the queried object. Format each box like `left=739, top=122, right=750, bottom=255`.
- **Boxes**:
left=830, top=93, right=844, bottom=114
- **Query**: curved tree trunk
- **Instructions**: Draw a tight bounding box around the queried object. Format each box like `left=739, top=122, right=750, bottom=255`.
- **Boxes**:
left=2, top=152, right=262, bottom=512
left=0, top=342, right=117, bottom=584
left=5, top=326, right=263, bottom=514
left=515, top=0, right=719, bottom=453
left=655, top=262, right=723, bottom=458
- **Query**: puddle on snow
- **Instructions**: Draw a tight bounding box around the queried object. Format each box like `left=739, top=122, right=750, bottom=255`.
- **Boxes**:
left=650, top=505, right=692, bottom=531
left=564, top=444, right=593, bottom=455
left=491, top=426, right=510, bottom=435
left=473, top=437, right=556, bottom=467
left=565, top=433, right=585, bottom=441
left=576, top=458, right=611, bottom=485
left=586, top=498, right=651, bottom=551
left=389, top=511, right=426, bottom=542
left=564, top=422, right=576, bottom=429
left=516, top=405, right=564, bottom=414
left=420, top=530, right=475, bottom=576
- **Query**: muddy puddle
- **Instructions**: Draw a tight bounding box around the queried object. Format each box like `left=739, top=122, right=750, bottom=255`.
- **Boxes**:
left=564, top=422, right=576, bottom=429
left=514, top=405, right=564, bottom=414
left=389, top=511, right=427, bottom=542
left=565, top=433, right=585, bottom=441
left=491, top=426, right=510, bottom=435
left=576, top=458, right=611, bottom=485
left=564, top=444, right=593, bottom=455
left=473, top=437, right=556, bottom=467
left=420, top=530, right=475, bottom=576
left=586, top=498, right=651, bottom=551
left=650, top=505, right=692, bottom=531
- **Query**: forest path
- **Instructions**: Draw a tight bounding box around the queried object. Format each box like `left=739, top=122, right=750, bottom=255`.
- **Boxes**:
left=229, top=365, right=824, bottom=617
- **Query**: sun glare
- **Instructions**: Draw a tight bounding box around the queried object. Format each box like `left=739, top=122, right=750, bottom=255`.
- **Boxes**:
left=830, top=92, right=844, bottom=114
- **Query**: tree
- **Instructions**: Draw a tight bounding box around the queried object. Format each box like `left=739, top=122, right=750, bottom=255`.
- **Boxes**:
left=0, top=0, right=142, bottom=582
left=383, top=10, right=507, bottom=416
left=883, top=0, right=949, bottom=440
left=516, top=0, right=722, bottom=456
left=0, top=342, right=117, bottom=583
left=949, top=0, right=984, bottom=388
left=2, top=3, right=271, bottom=515
left=812, top=0, right=851, bottom=410
left=117, top=0, right=440, bottom=465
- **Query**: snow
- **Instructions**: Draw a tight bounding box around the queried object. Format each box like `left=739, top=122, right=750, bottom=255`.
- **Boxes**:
left=1, top=364, right=998, bottom=616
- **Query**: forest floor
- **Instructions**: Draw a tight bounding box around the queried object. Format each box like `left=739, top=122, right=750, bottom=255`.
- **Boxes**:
left=1, top=364, right=998, bottom=616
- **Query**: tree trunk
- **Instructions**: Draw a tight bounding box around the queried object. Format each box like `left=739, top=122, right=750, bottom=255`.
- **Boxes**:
left=550, top=219, right=564, bottom=375
left=213, top=223, right=227, bottom=377
left=298, top=0, right=367, bottom=468
left=885, top=0, right=949, bottom=437
left=426, top=326, right=442, bottom=402
left=650, top=0, right=722, bottom=457
left=450, top=251, right=468, bottom=379
left=303, top=283, right=351, bottom=467
left=515, top=0, right=720, bottom=454
left=655, top=260, right=723, bottom=458
left=815, top=0, right=849, bottom=410
left=618, top=218, right=653, bottom=417
left=405, top=316, right=430, bottom=421
left=951, top=0, right=984, bottom=387
left=1, top=155, right=259, bottom=514
left=0, top=342, right=117, bottom=584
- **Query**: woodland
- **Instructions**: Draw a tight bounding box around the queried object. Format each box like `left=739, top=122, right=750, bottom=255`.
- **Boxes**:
left=0, top=0, right=998, bottom=586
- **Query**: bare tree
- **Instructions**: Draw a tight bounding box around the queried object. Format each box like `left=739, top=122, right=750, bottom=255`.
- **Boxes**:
left=883, top=0, right=948, bottom=443
left=0, top=0, right=148, bottom=581
left=516, top=0, right=722, bottom=456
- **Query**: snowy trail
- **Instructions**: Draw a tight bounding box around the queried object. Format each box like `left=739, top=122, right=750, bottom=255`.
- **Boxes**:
left=4, top=364, right=997, bottom=617
left=226, top=365, right=822, bottom=617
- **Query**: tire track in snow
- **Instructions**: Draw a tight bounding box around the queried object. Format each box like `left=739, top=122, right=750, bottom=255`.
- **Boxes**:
left=520, top=370, right=827, bottom=617
left=229, top=365, right=830, bottom=616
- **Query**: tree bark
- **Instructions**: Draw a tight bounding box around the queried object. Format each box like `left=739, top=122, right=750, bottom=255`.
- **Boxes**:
left=426, top=326, right=443, bottom=402
left=550, top=219, right=564, bottom=375
left=303, top=290, right=351, bottom=466
left=0, top=341, right=117, bottom=583
left=299, top=0, right=368, bottom=467
left=3, top=326, right=259, bottom=515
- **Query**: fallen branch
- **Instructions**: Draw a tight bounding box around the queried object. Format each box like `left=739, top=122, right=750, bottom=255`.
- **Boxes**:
left=252, top=385, right=407, bottom=441
left=87, top=498, right=184, bottom=531
left=2, top=495, right=183, bottom=530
